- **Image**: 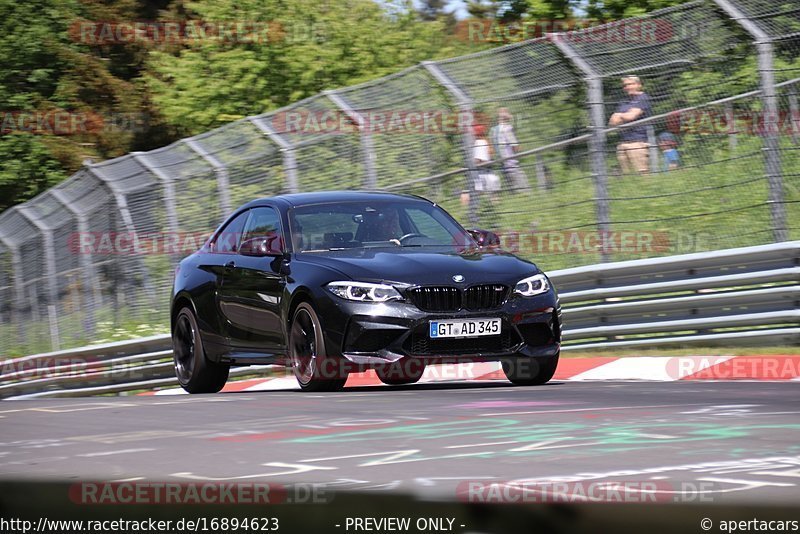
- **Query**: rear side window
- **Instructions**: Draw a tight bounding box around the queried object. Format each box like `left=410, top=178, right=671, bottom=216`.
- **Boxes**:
left=292, top=210, right=361, bottom=250
left=212, top=210, right=248, bottom=253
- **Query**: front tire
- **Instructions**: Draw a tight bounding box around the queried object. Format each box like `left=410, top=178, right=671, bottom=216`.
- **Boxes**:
left=501, top=353, right=559, bottom=386
left=172, top=306, right=229, bottom=393
left=289, top=302, right=347, bottom=392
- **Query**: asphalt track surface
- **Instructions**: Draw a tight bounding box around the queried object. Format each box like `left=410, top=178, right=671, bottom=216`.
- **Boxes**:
left=1, top=380, right=800, bottom=505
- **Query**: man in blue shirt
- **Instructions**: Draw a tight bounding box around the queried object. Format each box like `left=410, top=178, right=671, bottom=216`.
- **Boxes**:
left=609, top=75, right=652, bottom=175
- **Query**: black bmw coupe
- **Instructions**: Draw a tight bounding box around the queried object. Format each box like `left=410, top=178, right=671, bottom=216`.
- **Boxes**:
left=171, top=191, right=561, bottom=392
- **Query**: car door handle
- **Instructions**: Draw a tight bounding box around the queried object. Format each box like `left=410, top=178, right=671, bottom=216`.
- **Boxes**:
left=224, top=261, right=236, bottom=269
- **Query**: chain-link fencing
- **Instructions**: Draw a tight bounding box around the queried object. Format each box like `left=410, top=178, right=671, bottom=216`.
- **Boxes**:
left=0, top=0, right=798, bottom=355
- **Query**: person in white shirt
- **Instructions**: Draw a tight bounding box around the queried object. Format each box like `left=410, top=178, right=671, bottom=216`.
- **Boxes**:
left=460, top=123, right=500, bottom=207
left=473, top=124, right=500, bottom=197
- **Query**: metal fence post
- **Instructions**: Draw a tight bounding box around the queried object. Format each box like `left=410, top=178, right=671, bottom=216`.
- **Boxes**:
left=534, top=156, right=549, bottom=190
left=85, top=163, right=157, bottom=317
left=51, top=189, right=97, bottom=338
left=131, top=152, right=184, bottom=284
left=725, top=102, right=738, bottom=151
left=15, top=206, right=60, bottom=351
left=0, top=238, right=26, bottom=345
left=758, top=41, right=787, bottom=242
left=131, top=153, right=181, bottom=235
left=788, top=84, right=799, bottom=145
left=85, top=165, right=139, bottom=238
left=550, top=36, right=611, bottom=262
left=421, top=61, right=480, bottom=225
left=249, top=116, right=300, bottom=194
left=325, top=91, right=378, bottom=190
left=184, top=139, right=232, bottom=217
left=713, top=0, right=786, bottom=242
left=647, top=125, right=659, bottom=174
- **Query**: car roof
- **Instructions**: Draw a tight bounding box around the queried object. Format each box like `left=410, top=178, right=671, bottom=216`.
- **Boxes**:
left=242, top=191, right=430, bottom=209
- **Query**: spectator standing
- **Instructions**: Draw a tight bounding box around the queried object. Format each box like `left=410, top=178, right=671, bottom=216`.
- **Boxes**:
left=609, top=75, right=652, bottom=175
left=658, top=131, right=680, bottom=171
left=473, top=124, right=500, bottom=199
left=490, top=107, right=530, bottom=191
left=460, top=124, right=500, bottom=207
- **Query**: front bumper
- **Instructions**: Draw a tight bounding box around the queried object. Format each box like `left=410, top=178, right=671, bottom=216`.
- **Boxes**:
left=316, top=289, right=561, bottom=367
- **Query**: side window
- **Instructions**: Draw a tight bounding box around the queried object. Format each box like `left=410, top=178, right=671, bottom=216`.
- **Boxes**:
left=241, top=207, right=283, bottom=251
left=212, top=210, right=248, bottom=253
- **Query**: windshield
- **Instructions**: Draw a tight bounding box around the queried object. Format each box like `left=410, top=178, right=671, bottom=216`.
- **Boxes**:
left=289, top=200, right=475, bottom=253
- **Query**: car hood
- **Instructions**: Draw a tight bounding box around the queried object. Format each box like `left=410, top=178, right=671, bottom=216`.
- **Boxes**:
left=295, top=247, right=540, bottom=286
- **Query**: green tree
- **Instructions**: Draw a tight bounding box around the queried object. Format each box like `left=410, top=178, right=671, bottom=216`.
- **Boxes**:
left=465, top=0, right=689, bottom=23
left=0, top=0, right=170, bottom=210
left=584, top=0, right=688, bottom=20
left=145, top=0, right=455, bottom=135
left=0, top=135, right=64, bottom=212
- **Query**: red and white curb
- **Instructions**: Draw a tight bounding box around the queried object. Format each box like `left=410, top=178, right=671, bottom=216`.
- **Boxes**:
left=140, top=355, right=800, bottom=395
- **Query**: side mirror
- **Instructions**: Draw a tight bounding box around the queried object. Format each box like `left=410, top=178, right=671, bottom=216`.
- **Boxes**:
left=468, top=229, right=501, bottom=248
left=239, top=235, right=284, bottom=257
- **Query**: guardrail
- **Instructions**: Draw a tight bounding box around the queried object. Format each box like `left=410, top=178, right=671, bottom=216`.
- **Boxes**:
left=555, top=241, right=800, bottom=350
left=2, top=242, right=798, bottom=399
left=0, top=336, right=278, bottom=399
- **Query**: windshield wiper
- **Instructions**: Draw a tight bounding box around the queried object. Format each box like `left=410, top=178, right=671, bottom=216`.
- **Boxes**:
left=301, top=247, right=352, bottom=252
left=399, top=243, right=454, bottom=248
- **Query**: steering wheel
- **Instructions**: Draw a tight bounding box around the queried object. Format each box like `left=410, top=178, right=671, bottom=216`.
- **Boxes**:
left=397, top=233, right=425, bottom=244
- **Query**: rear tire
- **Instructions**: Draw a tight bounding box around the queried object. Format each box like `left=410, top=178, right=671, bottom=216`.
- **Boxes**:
left=172, top=306, right=229, bottom=393
left=376, top=359, right=425, bottom=385
left=289, top=302, right=347, bottom=392
left=501, top=353, right=559, bottom=386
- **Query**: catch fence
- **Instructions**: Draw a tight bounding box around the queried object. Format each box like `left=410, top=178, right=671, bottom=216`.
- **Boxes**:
left=0, top=0, right=797, bottom=355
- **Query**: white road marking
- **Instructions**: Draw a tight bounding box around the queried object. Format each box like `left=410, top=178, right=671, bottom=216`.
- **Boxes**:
left=0, top=456, right=69, bottom=466
left=77, top=448, right=155, bottom=457
left=67, top=430, right=203, bottom=445
left=509, top=439, right=582, bottom=452
left=610, top=432, right=677, bottom=439
left=30, top=402, right=138, bottom=413
left=244, top=378, right=300, bottom=391
left=301, top=450, right=420, bottom=465
left=748, top=468, right=800, bottom=478
left=414, top=476, right=496, bottom=487
left=698, top=477, right=796, bottom=490
left=172, top=462, right=337, bottom=480
left=479, top=403, right=707, bottom=417
left=445, top=440, right=520, bottom=449
left=569, top=356, right=733, bottom=381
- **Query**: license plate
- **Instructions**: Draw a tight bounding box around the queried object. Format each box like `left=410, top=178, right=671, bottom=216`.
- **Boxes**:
left=429, top=318, right=501, bottom=339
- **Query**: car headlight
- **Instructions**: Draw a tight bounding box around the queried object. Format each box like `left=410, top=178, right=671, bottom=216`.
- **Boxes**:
left=326, top=281, right=403, bottom=303
left=514, top=273, right=550, bottom=297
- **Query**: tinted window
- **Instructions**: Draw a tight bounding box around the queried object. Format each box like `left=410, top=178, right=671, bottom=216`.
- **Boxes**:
left=290, top=200, right=473, bottom=252
left=212, top=210, right=248, bottom=253
left=290, top=210, right=360, bottom=251
left=406, top=208, right=453, bottom=244
left=241, top=207, right=283, bottom=246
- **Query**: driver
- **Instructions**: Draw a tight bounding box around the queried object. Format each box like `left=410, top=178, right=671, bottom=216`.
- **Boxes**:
left=364, top=208, right=402, bottom=242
